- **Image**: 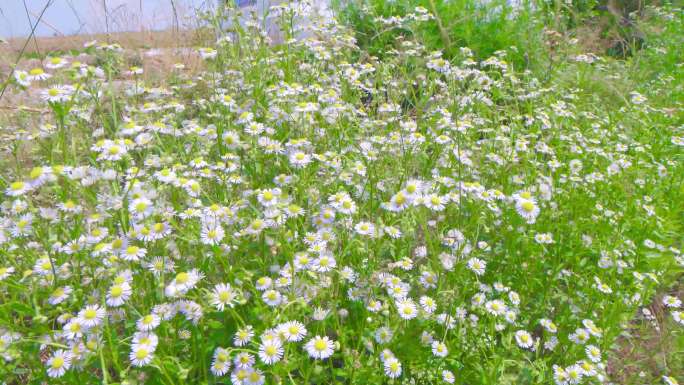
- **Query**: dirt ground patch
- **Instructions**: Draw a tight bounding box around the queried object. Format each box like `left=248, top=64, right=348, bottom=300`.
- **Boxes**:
left=608, top=286, right=684, bottom=384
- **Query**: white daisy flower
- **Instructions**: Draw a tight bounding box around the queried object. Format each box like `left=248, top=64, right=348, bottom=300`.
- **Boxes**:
left=262, top=289, right=283, bottom=307
left=585, top=345, right=602, bottom=363
left=279, top=321, right=307, bottom=342
left=663, top=295, right=681, bottom=308
left=431, top=341, right=448, bottom=357
left=442, top=369, right=455, bottom=383
left=106, top=282, right=132, bottom=307
left=516, top=199, right=540, bottom=224
left=289, top=151, right=312, bottom=168
left=258, top=339, right=284, bottom=365
left=211, top=347, right=231, bottom=376
left=233, top=325, right=254, bottom=346
left=136, top=314, right=161, bottom=331
left=200, top=224, right=225, bottom=246
left=467, top=257, right=486, bottom=276
left=396, top=298, right=418, bottom=320
left=46, top=350, right=72, bottom=378
left=233, top=351, right=255, bottom=368
left=78, top=304, right=106, bottom=328
left=130, top=345, right=155, bottom=367
left=515, top=330, right=534, bottom=349
left=383, top=357, right=402, bottom=378
left=304, top=335, right=334, bottom=360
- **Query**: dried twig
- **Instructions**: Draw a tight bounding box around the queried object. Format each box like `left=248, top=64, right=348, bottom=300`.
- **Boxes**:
left=0, top=105, right=48, bottom=114
left=0, top=0, right=53, bottom=104
left=22, top=0, right=42, bottom=55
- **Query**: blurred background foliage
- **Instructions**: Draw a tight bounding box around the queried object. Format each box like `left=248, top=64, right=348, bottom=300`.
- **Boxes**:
left=332, top=0, right=669, bottom=70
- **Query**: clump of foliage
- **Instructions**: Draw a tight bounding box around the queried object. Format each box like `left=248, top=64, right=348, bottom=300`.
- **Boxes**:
left=334, top=0, right=546, bottom=69
left=0, top=2, right=682, bottom=385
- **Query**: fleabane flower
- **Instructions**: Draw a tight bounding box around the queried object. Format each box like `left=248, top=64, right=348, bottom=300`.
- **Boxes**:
left=515, top=330, right=534, bottom=349
left=6, top=181, right=29, bottom=196
left=516, top=199, right=540, bottom=224
left=106, top=282, right=132, bottom=307
left=98, top=140, right=129, bottom=161
left=396, top=298, right=418, bottom=320
left=383, top=357, right=402, bottom=378
left=211, top=347, right=231, bottom=376
left=46, top=350, right=72, bottom=378
left=234, top=326, right=255, bottom=346
left=130, top=344, right=155, bottom=367
left=42, top=85, right=74, bottom=103
left=258, top=340, right=284, bottom=365
left=289, top=151, right=312, bottom=168
left=136, top=314, right=161, bottom=331
left=305, top=335, right=334, bottom=359
left=210, top=283, right=239, bottom=311
left=278, top=321, right=308, bottom=342
left=431, top=341, right=448, bottom=357
left=467, top=257, right=486, bottom=276
left=78, top=304, right=106, bottom=328
left=201, top=224, right=225, bottom=246
left=165, top=269, right=203, bottom=297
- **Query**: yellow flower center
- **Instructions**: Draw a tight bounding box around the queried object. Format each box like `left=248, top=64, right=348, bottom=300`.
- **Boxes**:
left=521, top=201, right=535, bottom=212
left=10, top=181, right=26, bottom=191
left=176, top=272, right=189, bottom=284
left=84, top=309, right=97, bottom=319
left=135, top=202, right=148, bottom=212
left=29, top=167, right=43, bottom=179
left=314, top=339, right=327, bottom=351
left=135, top=348, right=149, bottom=360
left=51, top=357, right=64, bottom=369
left=110, top=285, right=123, bottom=297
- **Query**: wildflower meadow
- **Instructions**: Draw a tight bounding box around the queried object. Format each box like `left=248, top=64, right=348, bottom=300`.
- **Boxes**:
left=0, top=1, right=682, bottom=384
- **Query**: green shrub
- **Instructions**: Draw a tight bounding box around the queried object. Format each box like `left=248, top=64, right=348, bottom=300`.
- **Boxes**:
left=334, top=0, right=546, bottom=69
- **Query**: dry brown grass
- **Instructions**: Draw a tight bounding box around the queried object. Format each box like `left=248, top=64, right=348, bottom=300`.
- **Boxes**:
left=0, top=28, right=214, bottom=77
left=2, top=28, right=212, bottom=54
left=0, top=28, right=214, bottom=110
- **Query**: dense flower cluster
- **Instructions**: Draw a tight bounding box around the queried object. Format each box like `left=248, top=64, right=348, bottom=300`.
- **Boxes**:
left=0, top=2, right=682, bottom=384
